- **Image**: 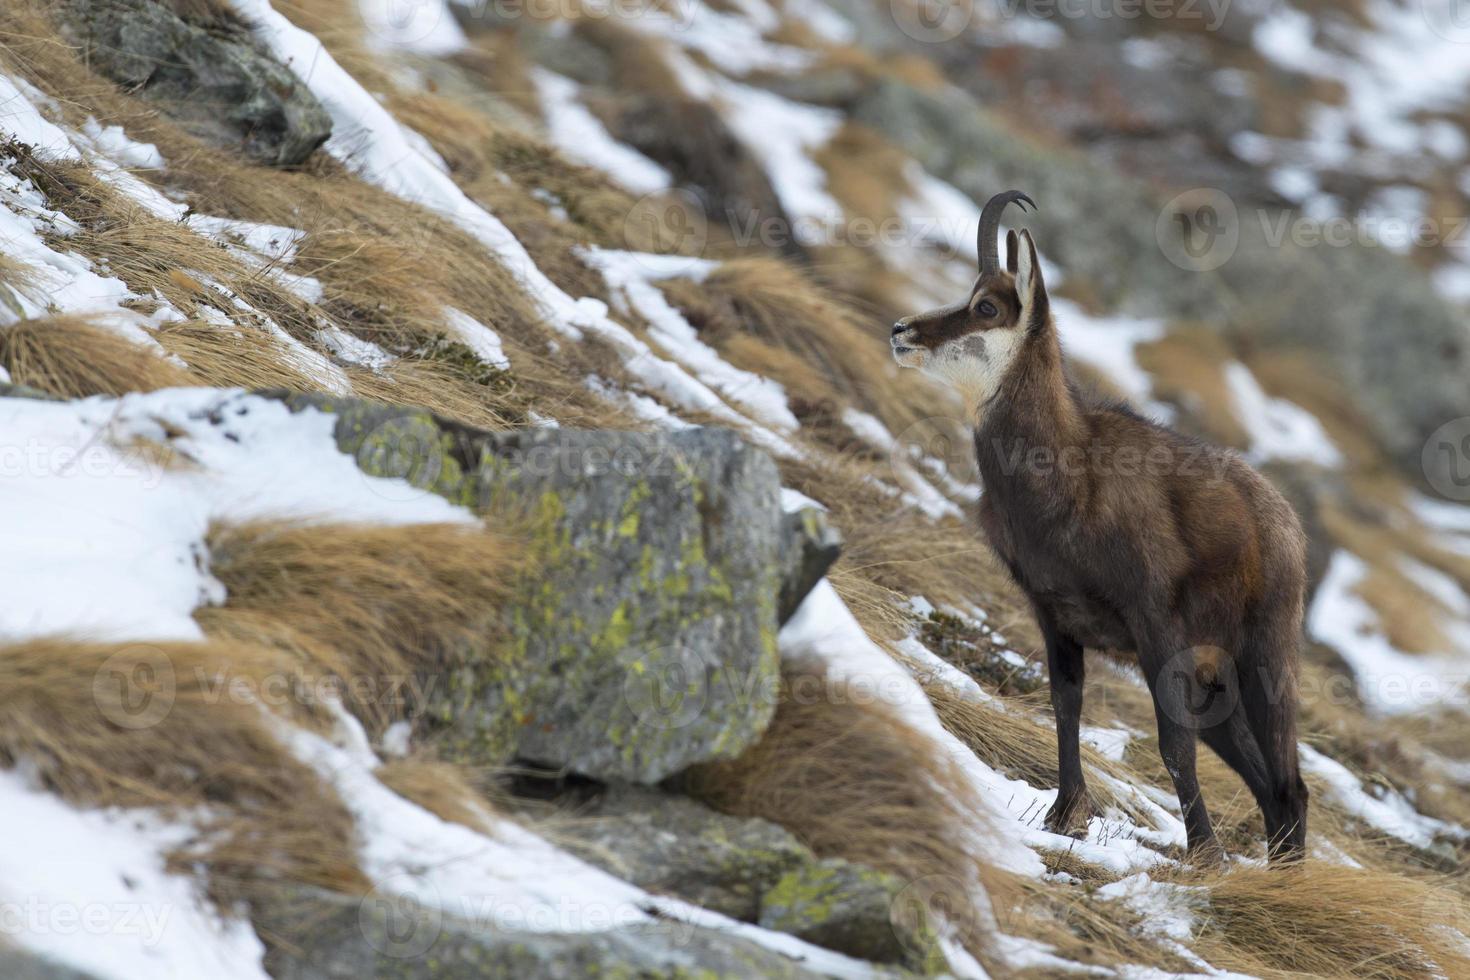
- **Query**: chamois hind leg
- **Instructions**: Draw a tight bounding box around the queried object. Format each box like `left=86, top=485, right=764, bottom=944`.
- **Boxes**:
left=1138, top=632, right=1223, bottom=866
left=1238, top=632, right=1309, bottom=862
left=1037, top=606, right=1092, bottom=837
left=1199, top=704, right=1279, bottom=855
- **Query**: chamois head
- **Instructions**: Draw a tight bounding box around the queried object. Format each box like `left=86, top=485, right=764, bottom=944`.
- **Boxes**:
left=891, top=191, right=1049, bottom=406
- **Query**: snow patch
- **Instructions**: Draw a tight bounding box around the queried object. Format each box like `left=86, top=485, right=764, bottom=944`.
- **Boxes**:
left=0, top=768, right=269, bottom=980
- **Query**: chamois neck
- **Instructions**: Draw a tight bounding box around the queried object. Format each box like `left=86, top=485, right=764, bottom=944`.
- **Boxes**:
left=972, top=321, right=1084, bottom=492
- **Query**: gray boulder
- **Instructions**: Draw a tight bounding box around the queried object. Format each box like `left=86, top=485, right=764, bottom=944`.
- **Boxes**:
left=0, top=951, right=105, bottom=980
left=57, top=0, right=332, bottom=166
left=465, top=425, right=783, bottom=783
left=254, top=884, right=895, bottom=979
left=551, top=783, right=814, bottom=921
left=778, top=506, right=842, bottom=624
left=265, top=393, right=783, bottom=784
left=0, top=382, right=57, bottom=401
left=759, top=859, right=937, bottom=973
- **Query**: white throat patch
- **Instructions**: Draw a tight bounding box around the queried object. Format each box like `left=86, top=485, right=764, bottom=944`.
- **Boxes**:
left=921, top=327, right=1024, bottom=410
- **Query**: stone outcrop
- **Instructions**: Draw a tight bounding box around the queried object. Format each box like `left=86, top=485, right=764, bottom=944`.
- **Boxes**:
left=777, top=505, right=841, bottom=624
left=549, top=782, right=815, bottom=922
left=253, top=884, right=902, bottom=980
left=56, top=0, right=332, bottom=166
left=759, top=859, right=935, bottom=973
left=266, top=393, right=792, bottom=784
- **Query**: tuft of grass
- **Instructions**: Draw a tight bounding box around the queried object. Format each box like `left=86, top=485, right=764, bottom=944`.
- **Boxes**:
left=196, top=520, right=520, bottom=734
left=0, top=315, right=194, bottom=397
left=0, top=637, right=367, bottom=901
left=1193, top=863, right=1470, bottom=979
left=814, top=123, right=911, bottom=228
left=377, top=753, right=496, bottom=834
left=918, top=679, right=1150, bottom=826
left=682, top=666, right=1012, bottom=960
left=344, top=360, right=518, bottom=432
left=154, top=320, right=322, bottom=391
left=1134, top=325, right=1250, bottom=449
left=660, top=258, right=958, bottom=436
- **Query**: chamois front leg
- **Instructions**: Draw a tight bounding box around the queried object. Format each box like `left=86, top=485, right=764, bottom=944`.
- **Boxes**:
left=1138, top=628, right=1224, bottom=866
left=1038, top=607, right=1093, bottom=838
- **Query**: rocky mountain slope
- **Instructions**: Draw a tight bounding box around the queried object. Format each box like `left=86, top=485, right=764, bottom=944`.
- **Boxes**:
left=2, top=0, right=1470, bottom=976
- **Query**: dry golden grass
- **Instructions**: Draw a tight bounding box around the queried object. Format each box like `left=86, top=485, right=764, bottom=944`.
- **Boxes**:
left=919, top=679, right=1151, bottom=825
left=196, top=520, right=520, bottom=733
left=154, top=321, right=323, bottom=391
left=660, top=257, right=958, bottom=435
left=2, top=0, right=625, bottom=428
left=816, top=123, right=911, bottom=227
left=345, top=360, right=516, bottom=432
left=1134, top=325, right=1250, bottom=449
left=0, top=637, right=366, bottom=899
left=1192, top=863, right=1470, bottom=979
left=0, top=251, right=37, bottom=317
left=1246, top=348, right=1385, bottom=473
left=804, top=40, right=949, bottom=91
left=377, top=754, right=496, bottom=833
left=574, top=19, right=687, bottom=95
left=1321, top=503, right=1459, bottom=657
left=1004, top=876, right=1201, bottom=975
left=0, top=315, right=193, bottom=397
left=683, top=667, right=1013, bottom=960
left=3, top=0, right=1468, bottom=971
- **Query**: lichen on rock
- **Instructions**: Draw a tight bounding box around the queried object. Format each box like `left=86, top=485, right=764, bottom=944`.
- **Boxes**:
left=55, top=0, right=332, bottom=166
left=263, top=393, right=786, bottom=784
left=759, top=859, right=942, bottom=974
left=549, top=782, right=816, bottom=922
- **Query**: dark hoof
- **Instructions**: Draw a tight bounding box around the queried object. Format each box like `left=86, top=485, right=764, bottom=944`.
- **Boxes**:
left=1044, top=792, right=1095, bottom=839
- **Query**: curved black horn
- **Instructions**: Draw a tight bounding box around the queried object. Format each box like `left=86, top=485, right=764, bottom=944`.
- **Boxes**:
left=977, top=190, right=1036, bottom=274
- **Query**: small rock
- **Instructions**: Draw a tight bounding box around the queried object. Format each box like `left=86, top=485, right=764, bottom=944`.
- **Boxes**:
left=759, top=858, right=936, bottom=972
left=778, top=506, right=842, bottom=624
left=254, top=883, right=891, bottom=979
left=553, top=782, right=815, bottom=921
left=0, top=951, right=104, bottom=980
left=57, top=0, right=332, bottom=166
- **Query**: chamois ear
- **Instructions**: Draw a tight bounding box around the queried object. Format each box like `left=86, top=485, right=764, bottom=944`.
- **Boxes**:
left=1015, top=229, right=1048, bottom=328
left=1005, top=229, right=1019, bottom=274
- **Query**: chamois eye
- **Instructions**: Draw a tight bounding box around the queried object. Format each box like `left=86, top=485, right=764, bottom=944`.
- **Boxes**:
left=977, top=300, right=998, bottom=318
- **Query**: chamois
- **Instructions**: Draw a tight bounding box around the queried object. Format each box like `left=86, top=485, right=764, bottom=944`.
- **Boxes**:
left=891, top=191, right=1309, bottom=863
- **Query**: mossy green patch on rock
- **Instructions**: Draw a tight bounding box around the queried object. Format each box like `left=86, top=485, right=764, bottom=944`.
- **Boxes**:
left=468, top=428, right=783, bottom=783
left=759, top=859, right=945, bottom=975
left=548, top=783, right=816, bottom=922
left=260, top=395, right=787, bottom=784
